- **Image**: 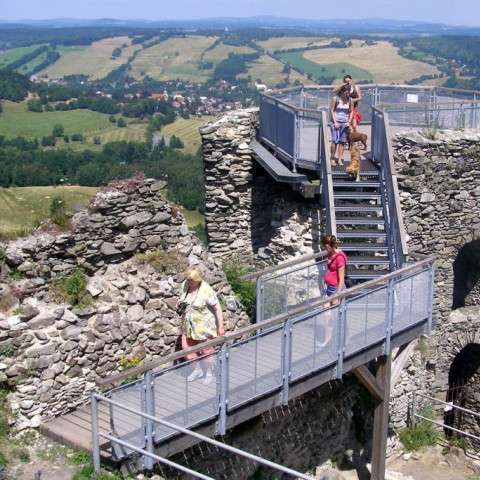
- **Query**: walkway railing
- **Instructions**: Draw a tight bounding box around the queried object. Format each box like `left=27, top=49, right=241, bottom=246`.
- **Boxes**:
left=97, top=256, right=435, bottom=467
left=372, top=107, right=408, bottom=270
left=380, top=100, right=480, bottom=130
left=91, top=393, right=315, bottom=478
left=410, top=392, right=480, bottom=446
left=258, top=84, right=480, bottom=170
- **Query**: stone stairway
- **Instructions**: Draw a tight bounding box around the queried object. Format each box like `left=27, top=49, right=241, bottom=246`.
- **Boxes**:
left=332, top=156, right=390, bottom=282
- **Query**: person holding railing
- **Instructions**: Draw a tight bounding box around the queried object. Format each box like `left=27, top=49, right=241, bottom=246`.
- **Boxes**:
left=330, top=88, right=354, bottom=166
left=177, top=269, right=225, bottom=385
left=333, top=74, right=363, bottom=129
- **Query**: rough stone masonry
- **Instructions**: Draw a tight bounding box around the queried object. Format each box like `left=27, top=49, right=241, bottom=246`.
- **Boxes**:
left=200, top=110, right=480, bottom=432
left=0, top=177, right=249, bottom=429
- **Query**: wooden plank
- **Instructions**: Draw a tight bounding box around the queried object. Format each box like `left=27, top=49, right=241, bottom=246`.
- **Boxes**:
left=371, top=355, right=392, bottom=480
left=353, top=366, right=384, bottom=402
left=391, top=341, right=416, bottom=387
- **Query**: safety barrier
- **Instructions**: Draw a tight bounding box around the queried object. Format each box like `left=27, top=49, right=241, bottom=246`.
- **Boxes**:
left=97, top=256, right=435, bottom=468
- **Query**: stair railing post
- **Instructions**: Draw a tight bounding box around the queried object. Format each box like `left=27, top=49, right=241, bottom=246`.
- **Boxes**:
left=143, top=370, right=155, bottom=471
left=90, top=393, right=101, bottom=473
left=335, top=298, right=347, bottom=379
left=217, top=343, right=229, bottom=436
left=256, top=278, right=264, bottom=323
left=281, top=319, right=293, bottom=404
left=293, top=110, right=299, bottom=173
left=411, top=391, right=417, bottom=426
left=384, top=278, right=395, bottom=355
left=426, top=263, right=435, bottom=334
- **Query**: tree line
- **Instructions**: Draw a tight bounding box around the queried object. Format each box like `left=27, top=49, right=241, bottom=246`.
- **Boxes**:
left=0, top=140, right=204, bottom=211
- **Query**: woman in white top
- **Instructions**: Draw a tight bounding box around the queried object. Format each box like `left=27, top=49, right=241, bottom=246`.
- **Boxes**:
left=330, top=88, right=354, bottom=166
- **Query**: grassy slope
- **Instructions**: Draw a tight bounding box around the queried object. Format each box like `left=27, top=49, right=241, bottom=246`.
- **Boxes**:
left=39, top=37, right=138, bottom=80
left=258, top=36, right=333, bottom=52
left=16, top=50, right=49, bottom=75
left=0, top=45, right=42, bottom=69
left=0, top=186, right=96, bottom=239
left=0, top=101, right=114, bottom=138
left=241, top=54, right=310, bottom=86
left=130, top=36, right=218, bottom=82
left=279, top=51, right=373, bottom=83
left=160, top=116, right=210, bottom=154
left=303, top=40, right=439, bottom=83
left=0, top=101, right=147, bottom=145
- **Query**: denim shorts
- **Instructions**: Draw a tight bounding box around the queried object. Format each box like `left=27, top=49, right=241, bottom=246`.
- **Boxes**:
left=330, top=123, right=349, bottom=144
left=326, top=284, right=337, bottom=297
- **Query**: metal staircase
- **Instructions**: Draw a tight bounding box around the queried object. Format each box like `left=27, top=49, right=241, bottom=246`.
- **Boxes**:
left=331, top=158, right=391, bottom=282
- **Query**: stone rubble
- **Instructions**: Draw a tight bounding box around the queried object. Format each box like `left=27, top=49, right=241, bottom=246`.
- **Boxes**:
left=0, top=177, right=249, bottom=429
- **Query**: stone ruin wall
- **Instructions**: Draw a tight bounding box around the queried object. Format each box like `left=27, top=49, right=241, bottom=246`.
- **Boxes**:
left=201, top=110, right=480, bottom=432
left=392, top=131, right=480, bottom=435
left=0, top=178, right=249, bottom=429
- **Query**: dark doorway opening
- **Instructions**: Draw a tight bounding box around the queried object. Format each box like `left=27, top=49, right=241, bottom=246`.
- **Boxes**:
left=444, top=343, right=480, bottom=446
left=452, top=239, right=480, bottom=309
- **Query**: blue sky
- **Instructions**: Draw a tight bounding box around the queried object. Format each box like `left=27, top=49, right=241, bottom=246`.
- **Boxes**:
left=2, top=0, right=479, bottom=26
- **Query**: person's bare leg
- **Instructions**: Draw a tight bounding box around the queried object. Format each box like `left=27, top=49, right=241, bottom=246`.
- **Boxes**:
left=330, top=143, right=337, bottom=165
left=337, top=144, right=345, bottom=166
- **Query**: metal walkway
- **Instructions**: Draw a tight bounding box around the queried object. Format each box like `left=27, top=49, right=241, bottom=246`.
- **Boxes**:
left=41, top=255, right=434, bottom=476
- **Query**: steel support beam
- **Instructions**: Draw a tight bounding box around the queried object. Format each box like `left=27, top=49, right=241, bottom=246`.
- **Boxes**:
left=371, top=354, right=392, bottom=480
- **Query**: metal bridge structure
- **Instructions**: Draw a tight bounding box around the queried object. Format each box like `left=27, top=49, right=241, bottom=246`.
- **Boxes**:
left=39, top=84, right=480, bottom=479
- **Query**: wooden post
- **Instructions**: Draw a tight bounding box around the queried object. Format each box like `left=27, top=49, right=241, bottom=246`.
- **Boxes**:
left=371, top=354, right=392, bottom=480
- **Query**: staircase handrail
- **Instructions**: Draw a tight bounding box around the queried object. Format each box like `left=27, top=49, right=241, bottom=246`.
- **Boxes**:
left=372, top=107, right=409, bottom=269
left=240, top=249, right=328, bottom=282
left=319, top=109, right=337, bottom=238
left=97, top=255, right=434, bottom=388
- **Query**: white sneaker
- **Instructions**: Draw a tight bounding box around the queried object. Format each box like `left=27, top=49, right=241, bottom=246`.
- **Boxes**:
left=202, top=370, right=214, bottom=385
left=187, top=367, right=203, bottom=382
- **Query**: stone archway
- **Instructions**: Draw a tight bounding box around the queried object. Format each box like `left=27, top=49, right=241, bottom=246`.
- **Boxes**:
left=438, top=307, right=480, bottom=447
left=452, top=239, right=480, bottom=309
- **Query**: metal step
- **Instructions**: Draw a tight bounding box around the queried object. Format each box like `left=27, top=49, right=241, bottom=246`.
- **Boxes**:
left=334, top=192, right=382, bottom=201
left=340, top=242, right=389, bottom=253
left=336, top=216, right=385, bottom=226
left=333, top=170, right=379, bottom=179
left=347, top=255, right=390, bottom=266
left=335, top=203, right=384, bottom=213
left=333, top=180, right=381, bottom=189
left=337, top=229, right=387, bottom=239
left=347, top=268, right=390, bottom=280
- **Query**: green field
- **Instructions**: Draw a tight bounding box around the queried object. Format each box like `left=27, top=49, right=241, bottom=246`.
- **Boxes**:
left=0, top=45, right=43, bottom=69
left=258, top=36, right=333, bottom=52
left=241, top=54, right=310, bottom=86
left=130, top=36, right=218, bottom=82
left=161, top=116, right=210, bottom=154
left=16, top=50, right=49, bottom=75
left=278, top=51, right=373, bottom=83
left=40, top=37, right=138, bottom=80
left=0, top=101, right=146, bottom=144
left=0, top=186, right=97, bottom=239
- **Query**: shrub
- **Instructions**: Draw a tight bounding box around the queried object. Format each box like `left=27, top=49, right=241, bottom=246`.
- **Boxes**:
left=49, top=196, right=69, bottom=228
left=135, top=249, right=188, bottom=275
left=192, top=224, right=207, bottom=245
left=399, top=405, right=439, bottom=451
left=71, top=133, right=84, bottom=142
left=117, top=118, right=126, bottom=128
left=41, top=135, right=56, bottom=147
left=50, top=269, right=93, bottom=307
left=223, top=258, right=256, bottom=318
left=52, top=124, right=65, bottom=137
